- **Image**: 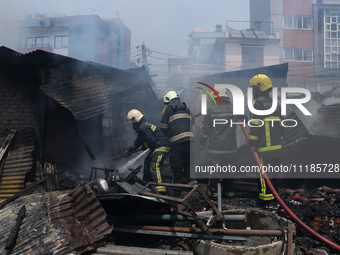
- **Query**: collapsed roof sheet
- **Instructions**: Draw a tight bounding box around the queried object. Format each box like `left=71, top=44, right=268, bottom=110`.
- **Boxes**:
left=0, top=184, right=112, bottom=254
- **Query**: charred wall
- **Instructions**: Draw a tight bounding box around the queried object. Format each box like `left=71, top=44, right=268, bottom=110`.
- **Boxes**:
left=0, top=75, right=41, bottom=132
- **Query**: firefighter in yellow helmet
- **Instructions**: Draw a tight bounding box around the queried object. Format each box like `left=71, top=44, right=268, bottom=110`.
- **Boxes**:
left=125, top=109, right=170, bottom=194
left=248, top=74, right=283, bottom=205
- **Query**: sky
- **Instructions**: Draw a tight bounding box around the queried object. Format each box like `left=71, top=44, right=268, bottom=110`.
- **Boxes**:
left=0, top=0, right=250, bottom=83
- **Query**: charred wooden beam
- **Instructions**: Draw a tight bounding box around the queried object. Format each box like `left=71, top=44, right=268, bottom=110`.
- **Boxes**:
left=5, top=205, right=26, bottom=251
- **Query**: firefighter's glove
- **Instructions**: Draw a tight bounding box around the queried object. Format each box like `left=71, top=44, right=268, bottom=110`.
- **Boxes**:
left=141, top=142, right=149, bottom=151
left=124, top=150, right=131, bottom=157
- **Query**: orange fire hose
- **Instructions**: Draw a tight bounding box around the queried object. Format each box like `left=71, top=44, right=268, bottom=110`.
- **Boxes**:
left=192, top=112, right=340, bottom=251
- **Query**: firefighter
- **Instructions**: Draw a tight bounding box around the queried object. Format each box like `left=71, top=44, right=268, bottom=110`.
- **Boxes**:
left=125, top=109, right=170, bottom=193
left=160, top=91, right=195, bottom=185
left=199, top=87, right=247, bottom=200
left=248, top=74, right=283, bottom=203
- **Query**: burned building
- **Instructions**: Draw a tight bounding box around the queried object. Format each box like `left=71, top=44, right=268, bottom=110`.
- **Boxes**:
left=0, top=46, right=162, bottom=198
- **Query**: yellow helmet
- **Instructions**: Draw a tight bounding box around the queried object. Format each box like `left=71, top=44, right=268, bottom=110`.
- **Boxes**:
left=127, top=109, right=144, bottom=124
left=249, top=74, right=272, bottom=92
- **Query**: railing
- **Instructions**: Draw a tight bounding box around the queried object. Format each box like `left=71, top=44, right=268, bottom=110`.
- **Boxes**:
left=17, top=43, right=53, bottom=48
left=192, top=28, right=225, bottom=33
left=226, top=20, right=274, bottom=35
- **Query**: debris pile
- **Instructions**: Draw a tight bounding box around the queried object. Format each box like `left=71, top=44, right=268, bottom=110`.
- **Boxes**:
left=0, top=181, right=112, bottom=254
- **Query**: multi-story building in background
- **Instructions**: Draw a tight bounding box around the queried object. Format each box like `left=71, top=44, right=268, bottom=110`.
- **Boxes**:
left=167, top=23, right=281, bottom=88
left=250, top=0, right=340, bottom=92
left=166, top=0, right=340, bottom=93
left=14, top=14, right=131, bottom=69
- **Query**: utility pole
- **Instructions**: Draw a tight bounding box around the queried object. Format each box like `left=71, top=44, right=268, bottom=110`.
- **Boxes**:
left=137, top=42, right=151, bottom=72
left=89, top=8, right=96, bottom=15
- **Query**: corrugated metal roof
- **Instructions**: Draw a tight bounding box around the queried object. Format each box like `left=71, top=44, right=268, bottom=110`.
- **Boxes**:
left=282, top=134, right=340, bottom=168
left=0, top=46, right=20, bottom=61
left=310, top=103, right=340, bottom=138
left=0, top=129, right=35, bottom=199
left=0, top=48, right=158, bottom=121
left=41, top=74, right=156, bottom=121
left=0, top=47, right=130, bottom=79
left=282, top=111, right=310, bottom=147
left=0, top=184, right=112, bottom=254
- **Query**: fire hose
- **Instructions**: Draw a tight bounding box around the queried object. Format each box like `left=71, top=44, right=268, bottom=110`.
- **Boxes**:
left=192, top=112, right=340, bottom=251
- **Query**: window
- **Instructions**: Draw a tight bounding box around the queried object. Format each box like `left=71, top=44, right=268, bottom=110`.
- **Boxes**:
left=283, top=16, right=313, bottom=30
left=35, top=36, right=49, bottom=47
left=324, top=9, right=340, bottom=68
left=26, top=37, right=33, bottom=47
left=307, top=83, right=318, bottom=92
left=294, top=49, right=303, bottom=61
left=284, top=17, right=293, bottom=28
left=284, top=49, right=293, bottom=61
left=242, top=47, right=263, bottom=66
left=283, top=48, right=313, bottom=62
left=304, top=50, right=313, bottom=61
left=294, top=17, right=302, bottom=29
left=55, top=36, right=69, bottom=49
left=303, top=17, right=312, bottom=29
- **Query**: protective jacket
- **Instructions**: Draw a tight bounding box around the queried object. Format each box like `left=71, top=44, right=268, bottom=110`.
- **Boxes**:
left=160, top=98, right=194, bottom=146
left=249, top=96, right=284, bottom=157
left=199, top=98, right=246, bottom=157
left=127, top=117, right=170, bottom=153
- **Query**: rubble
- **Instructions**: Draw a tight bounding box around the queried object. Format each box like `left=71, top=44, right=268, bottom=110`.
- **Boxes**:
left=0, top=180, right=112, bottom=254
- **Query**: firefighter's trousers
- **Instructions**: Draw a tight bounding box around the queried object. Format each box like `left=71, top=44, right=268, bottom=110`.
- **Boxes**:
left=258, top=155, right=280, bottom=201
left=143, top=147, right=170, bottom=193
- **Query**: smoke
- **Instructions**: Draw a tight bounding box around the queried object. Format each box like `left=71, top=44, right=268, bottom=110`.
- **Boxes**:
left=295, top=98, right=322, bottom=131
left=322, top=96, right=340, bottom=106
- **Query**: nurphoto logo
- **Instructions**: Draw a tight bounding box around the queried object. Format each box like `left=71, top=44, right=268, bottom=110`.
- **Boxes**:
left=197, top=82, right=312, bottom=128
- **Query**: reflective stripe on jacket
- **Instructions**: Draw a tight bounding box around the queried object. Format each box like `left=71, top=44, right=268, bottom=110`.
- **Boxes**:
left=249, top=96, right=284, bottom=157
left=128, top=118, right=170, bottom=152
left=160, top=98, right=194, bottom=146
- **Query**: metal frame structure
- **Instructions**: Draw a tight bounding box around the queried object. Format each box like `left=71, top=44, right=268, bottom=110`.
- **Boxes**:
left=139, top=182, right=226, bottom=236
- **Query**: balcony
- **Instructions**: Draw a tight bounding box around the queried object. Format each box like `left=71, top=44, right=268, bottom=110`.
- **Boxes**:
left=16, top=43, right=53, bottom=54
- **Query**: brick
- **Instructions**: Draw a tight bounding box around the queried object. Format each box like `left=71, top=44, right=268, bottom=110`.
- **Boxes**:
left=312, top=222, right=320, bottom=231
